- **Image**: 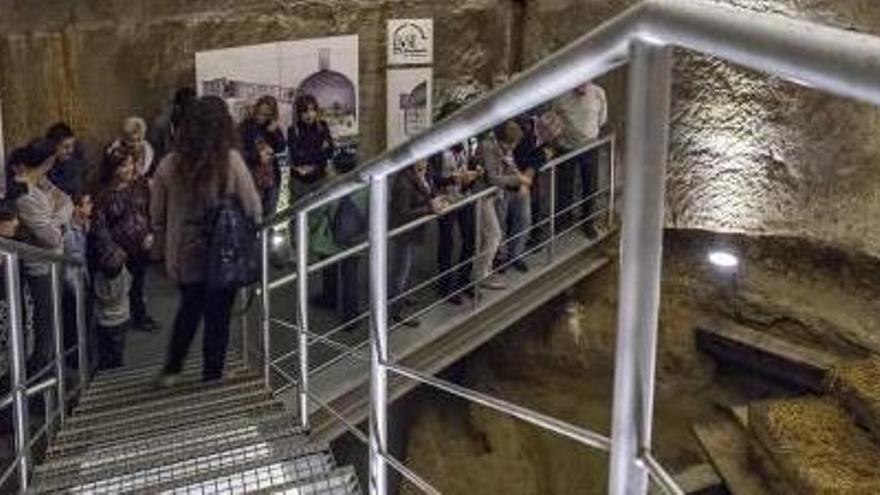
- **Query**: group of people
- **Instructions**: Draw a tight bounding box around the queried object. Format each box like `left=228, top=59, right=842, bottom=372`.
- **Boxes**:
left=0, top=76, right=607, bottom=385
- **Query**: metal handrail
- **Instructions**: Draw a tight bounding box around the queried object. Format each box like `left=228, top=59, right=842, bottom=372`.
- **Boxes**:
left=0, top=237, right=84, bottom=267
left=643, top=451, right=685, bottom=495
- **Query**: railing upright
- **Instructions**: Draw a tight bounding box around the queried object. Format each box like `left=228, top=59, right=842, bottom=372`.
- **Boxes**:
left=367, top=174, right=391, bottom=495
left=294, top=211, right=311, bottom=430
left=260, top=230, right=272, bottom=389
left=608, top=38, right=672, bottom=495
left=49, top=264, right=66, bottom=424
left=4, top=252, right=29, bottom=491
left=73, top=267, right=89, bottom=387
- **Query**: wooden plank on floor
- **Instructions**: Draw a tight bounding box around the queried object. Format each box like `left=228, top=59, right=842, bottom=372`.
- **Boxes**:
left=693, top=413, right=772, bottom=495
left=696, top=319, right=843, bottom=392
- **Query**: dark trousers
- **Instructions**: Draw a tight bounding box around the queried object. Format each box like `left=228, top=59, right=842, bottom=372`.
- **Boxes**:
left=96, top=322, right=127, bottom=370
left=164, top=283, right=237, bottom=381
left=437, top=205, right=475, bottom=296
left=126, top=254, right=149, bottom=324
left=321, top=256, right=361, bottom=322
left=23, top=273, right=52, bottom=379
left=555, top=148, right=597, bottom=231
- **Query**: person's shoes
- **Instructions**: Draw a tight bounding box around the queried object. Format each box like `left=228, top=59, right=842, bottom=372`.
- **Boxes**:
left=155, top=373, right=181, bottom=389
left=583, top=224, right=598, bottom=239
left=481, top=278, right=507, bottom=291
left=447, top=294, right=463, bottom=305
left=513, top=260, right=529, bottom=273
left=132, top=316, right=160, bottom=333
left=392, top=313, right=421, bottom=328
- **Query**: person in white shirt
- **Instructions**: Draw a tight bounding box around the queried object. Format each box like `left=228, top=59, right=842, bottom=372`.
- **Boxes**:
left=551, top=82, right=608, bottom=237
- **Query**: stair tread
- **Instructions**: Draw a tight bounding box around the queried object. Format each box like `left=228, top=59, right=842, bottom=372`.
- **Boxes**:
left=89, top=352, right=242, bottom=383
left=68, top=377, right=266, bottom=425
left=52, top=399, right=284, bottom=453
left=164, top=462, right=357, bottom=495
left=85, top=360, right=248, bottom=395
left=48, top=407, right=293, bottom=459
left=36, top=435, right=326, bottom=493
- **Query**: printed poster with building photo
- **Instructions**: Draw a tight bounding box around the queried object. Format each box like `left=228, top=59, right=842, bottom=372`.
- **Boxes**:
left=195, top=35, right=359, bottom=214
left=195, top=34, right=360, bottom=156
left=387, top=68, right=432, bottom=149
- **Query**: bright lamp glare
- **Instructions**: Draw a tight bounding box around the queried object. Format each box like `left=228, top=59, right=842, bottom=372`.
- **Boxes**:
left=271, top=232, right=286, bottom=248
left=708, top=251, right=739, bottom=269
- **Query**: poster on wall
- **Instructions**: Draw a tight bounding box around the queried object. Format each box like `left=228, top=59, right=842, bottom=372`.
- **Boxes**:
left=387, top=19, right=433, bottom=66
left=195, top=35, right=360, bottom=155
left=387, top=68, right=432, bottom=149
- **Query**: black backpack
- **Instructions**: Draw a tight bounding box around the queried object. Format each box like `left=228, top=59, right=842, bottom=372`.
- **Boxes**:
left=204, top=196, right=260, bottom=290
left=332, top=196, right=366, bottom=247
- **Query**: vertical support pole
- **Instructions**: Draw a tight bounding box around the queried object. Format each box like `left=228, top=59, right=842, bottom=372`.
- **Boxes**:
left=294, top=210, right=310, bottom=431
left=260, top=229, right=272, bottom=389
left=73, top=267, right=89, bottom=387
left=548, top=163, right=557, bottom=262
left=472, top=199, right=482, bottom=312
left=608, top=39, right=672, bottom=495
left=44, top=388, right=55, bottom=436
left=5, top=253, right=30, bottom=491
left=368, top=174, right=390, bottom=495
left=608, top=138, right=617, bottom=229
left=240, top=287, right=250, bottom=369
left=49, top=263, right=66, bottom=423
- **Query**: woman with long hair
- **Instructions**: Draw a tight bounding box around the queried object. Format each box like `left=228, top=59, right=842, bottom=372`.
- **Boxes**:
left=239, top=95, right=286, bottom=215
left=151, top=96, right=262, bottom=384
left=287, top=93, right=335, bottom=199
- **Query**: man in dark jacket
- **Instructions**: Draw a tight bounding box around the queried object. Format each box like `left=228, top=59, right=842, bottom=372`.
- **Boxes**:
left=389, top=159, right=446, bottom=327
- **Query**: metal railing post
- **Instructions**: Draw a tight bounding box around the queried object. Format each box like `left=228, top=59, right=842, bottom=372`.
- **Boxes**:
left=260, top=229, right=272, bottom=389
left=240, top=288, right=250, bottom=369
left=294, top=211, right=310, bottom=430
left=608, top=39, right=672, bottom=495
left=367, top=174, right=390, bottom=495
left=73, top=267, right=89, bottom=387
left=5, top=253, right=30, bottom=490
left=548, top=162, right=557, bottom=262
left=49, top=263, right=66, bottom=423
left=608, top=138, right=617, bottom=229
left=472, top=198, right=482, bottom=311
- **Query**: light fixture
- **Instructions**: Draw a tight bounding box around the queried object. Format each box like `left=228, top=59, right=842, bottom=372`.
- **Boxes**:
left=708, top=250, right=739, bottom=270
left=271, top=231, right=286, bottom=248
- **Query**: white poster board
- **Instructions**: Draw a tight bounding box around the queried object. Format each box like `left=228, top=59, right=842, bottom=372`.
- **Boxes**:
left=196, top=35, right=360, bottom=146
left=387, top=68, right=433, bottom=149
left=387, top=19, right=434, bottom=66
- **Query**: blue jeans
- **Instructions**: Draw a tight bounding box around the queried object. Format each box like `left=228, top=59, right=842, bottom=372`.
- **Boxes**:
left=496, top=189, right=532, bottom=264
left=391, top=240, right=415, bottom=301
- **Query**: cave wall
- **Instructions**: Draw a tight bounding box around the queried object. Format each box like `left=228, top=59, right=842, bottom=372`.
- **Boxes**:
left=4, top=0, right=880, bottom=258
left=0, top=0, right=515, bottom=161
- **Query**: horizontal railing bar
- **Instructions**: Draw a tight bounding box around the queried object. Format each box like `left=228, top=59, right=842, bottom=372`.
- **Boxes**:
left=379, top=450, right=442, bottom=495
left=387, top=362, right=611, bottom=452
left=269, top=317, right=369, bottom=362
left=0, top=454, right=19, bottom=490
left=270, top=381, right=295, bottom=399
left=269, top=362, right=299, bottom=387
left=538, top=134, right=615, bottom=174
left=25, top=362, right=57, bottom=387
left=268, top=136, right=614, bottom=294
left=304, top=388, right=369, bottom=445
left=643, top=451, right=685, bottom=495
left=0, top=377, right=58, bottom=411
left=0, top=238, right=84, bottom=267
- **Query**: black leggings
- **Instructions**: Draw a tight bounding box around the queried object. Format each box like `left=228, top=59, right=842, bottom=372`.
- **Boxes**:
left=164, top=283, right=237, bottom=381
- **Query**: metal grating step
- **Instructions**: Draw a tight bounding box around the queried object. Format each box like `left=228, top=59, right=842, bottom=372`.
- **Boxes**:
left=48, top=407, right=292, bottom=460
left=86, top=359, right=248, bottom=395
left=35, top=435, right=324, bottom=493
left=52, top=398, right=284, bottom=454
left=75, top=372, right=262, bottom=415
left=67, top=378, right=266, bottom=426
left=38, top=414, right=305, bottom=482
left=42, top=442, right=334, bottom=494
left=89, top=352, right=242, bottom=384
left=164, top=462, right=358, bottom=495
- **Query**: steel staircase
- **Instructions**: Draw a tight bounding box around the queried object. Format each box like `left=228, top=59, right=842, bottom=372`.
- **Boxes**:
left=30, top=354, right=361, bottom=495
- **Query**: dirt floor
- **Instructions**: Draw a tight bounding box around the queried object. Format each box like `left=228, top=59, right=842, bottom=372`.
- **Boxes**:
left=398, top=229, right=880, bottom=495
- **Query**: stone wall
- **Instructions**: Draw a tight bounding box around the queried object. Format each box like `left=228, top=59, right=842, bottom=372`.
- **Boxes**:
left=0, top=0, right=515, bottom=161
left=5, top=0, right=880, bottom=259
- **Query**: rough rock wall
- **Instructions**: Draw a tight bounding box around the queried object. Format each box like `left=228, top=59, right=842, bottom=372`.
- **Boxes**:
left=0, top=0, right=514, bottom=161
left=523, top=0, right=880, bottom=258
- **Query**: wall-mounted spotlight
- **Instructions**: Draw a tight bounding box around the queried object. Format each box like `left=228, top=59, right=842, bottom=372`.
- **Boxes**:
left=708, top=250, right=739, bottom=270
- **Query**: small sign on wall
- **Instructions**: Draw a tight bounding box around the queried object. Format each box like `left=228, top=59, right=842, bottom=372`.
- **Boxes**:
left=387, top=19, right=434, bottom=66
left=387, top=68, right=433, bottom=149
